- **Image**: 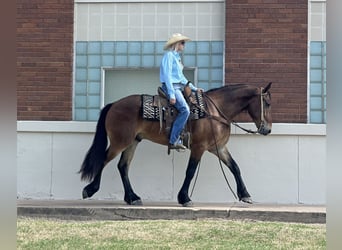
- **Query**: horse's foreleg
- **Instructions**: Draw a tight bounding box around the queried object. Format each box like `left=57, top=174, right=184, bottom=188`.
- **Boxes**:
left=117, top=139, right=142, bottom=205
left=210, top=147, right=252, bottom=203
left=177, top=155, right=201, bottom=207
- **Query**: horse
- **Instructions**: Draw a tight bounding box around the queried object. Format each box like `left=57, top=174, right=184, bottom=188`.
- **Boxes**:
left=79, top=82, right=272, bottom=206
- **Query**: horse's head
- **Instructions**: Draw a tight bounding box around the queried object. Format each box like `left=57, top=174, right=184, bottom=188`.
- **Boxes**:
left=247, top=82, right=272, bottom=135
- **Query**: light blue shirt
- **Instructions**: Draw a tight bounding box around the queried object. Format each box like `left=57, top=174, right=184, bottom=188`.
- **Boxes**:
left=160, top=50, right=197, bottom=100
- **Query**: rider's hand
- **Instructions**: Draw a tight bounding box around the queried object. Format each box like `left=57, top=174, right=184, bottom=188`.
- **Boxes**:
left=170, top=98, right=176, bottom=105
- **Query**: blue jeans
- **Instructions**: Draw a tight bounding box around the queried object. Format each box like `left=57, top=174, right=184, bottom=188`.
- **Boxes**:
left=162, top=85, right=190, bottom=144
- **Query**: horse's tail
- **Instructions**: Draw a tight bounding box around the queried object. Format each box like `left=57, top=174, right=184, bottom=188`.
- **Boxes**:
left=79, top=103, right=113, bottom=182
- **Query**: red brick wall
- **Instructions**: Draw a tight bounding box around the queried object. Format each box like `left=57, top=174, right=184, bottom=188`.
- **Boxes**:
left=225, top=0, right=308, bottom=123
left=17, top=0, right=74, bottom=121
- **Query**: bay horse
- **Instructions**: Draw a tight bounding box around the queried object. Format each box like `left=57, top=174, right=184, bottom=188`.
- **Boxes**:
left=79, top=82, right=272, bottom=206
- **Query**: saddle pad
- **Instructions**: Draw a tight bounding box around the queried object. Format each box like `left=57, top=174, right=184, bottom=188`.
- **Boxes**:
left=141, top=95, right=160, bottom=120
left=141, top=92, right=207, bottom=121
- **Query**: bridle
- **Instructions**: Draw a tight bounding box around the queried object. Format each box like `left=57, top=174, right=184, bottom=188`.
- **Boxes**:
left=202, top=87, right=269, bottom=134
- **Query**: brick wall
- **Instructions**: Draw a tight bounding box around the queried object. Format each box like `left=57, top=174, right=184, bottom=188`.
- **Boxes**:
left=17, top=0, right=74, bottom=121
left=225, top=0, right=308, bottom=123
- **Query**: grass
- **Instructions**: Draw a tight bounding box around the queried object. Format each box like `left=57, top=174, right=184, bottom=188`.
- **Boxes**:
left=17, top=217, right=326, bottom=250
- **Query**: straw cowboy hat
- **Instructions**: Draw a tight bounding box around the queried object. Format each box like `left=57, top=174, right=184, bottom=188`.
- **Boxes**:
left=164, top=33, right=191, bottom=50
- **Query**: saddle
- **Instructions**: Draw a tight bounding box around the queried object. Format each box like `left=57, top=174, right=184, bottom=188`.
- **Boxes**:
left=141, top=85, right=206, bottom=151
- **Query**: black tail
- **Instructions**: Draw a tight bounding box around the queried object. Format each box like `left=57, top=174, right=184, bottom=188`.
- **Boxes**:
left=79, top=103, right=113, bottom=182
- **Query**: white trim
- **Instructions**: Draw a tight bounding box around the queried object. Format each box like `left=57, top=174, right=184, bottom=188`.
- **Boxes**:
left=17, top=121, right=326, bottom=136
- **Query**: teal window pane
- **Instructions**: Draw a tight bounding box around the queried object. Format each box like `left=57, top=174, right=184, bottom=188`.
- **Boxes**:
left=310, top=42, right=322, bottom=55
left=88, top=55, right=101, bottom=67
left=88, top=42, right=101, bottom=54
left=75, top=82, right=87, bottom=95
left=128, top=55, right=140, bottom=67
left=102, top=55, right=114, bottom=66
left=88, top=68, right=101, bottom=81
left=102, top=42, right=115, bottom=54
left=198, top=81, right=209, bottom=90
left=116, top=42, right=128, bottom=54
left=212, top=55, right=223, bottom=67
left=74, top=109, right=87, bottom=121
left=197, top=42, right=210, bottom=54
left=75, top=96, right=87, bottom=108
left=115, top=55, right=128, bottom=67
left=211, top=69, right=223, bottom=81
left=87, top=95, right=100, bottom=108
left=310, top=111, right=322, bottom=123
left=142, top=55, right=154, bottom=67
left=76, top=55, right=87, bottom=67
left=76, top=68, right=87, bottom=81
left=211, top=41, right=223, bottom=54
left=183, top=55, right=196, bottom=66
left=76, top=42, right=87, bottom=54
left=185, top=42, right=196, bottom=54
left=310, top=56, right=322, bottom=68
left=211, top=82, right=223, bottom=89
left=310, top=83, right=322, bottom=96
left=88, top=109, right=100, bottom=121
left=143, top=42, right=154, bottom=54
left=198, top=69, right=209, bottom=81
left=156, top=42, right=164, bottom=53
left=310, top=97, right=322, bottom=109
left=310, top=69, right=322, bottom=82
left=129, top=42, right=141, bottom=54
left=88, top=82, right=101, bottom=95
left=197, top=55, right=210, bottom=67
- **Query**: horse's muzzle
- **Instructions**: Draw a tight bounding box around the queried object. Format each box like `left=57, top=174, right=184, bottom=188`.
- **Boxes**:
left=257, top=122, right=272, bottom=135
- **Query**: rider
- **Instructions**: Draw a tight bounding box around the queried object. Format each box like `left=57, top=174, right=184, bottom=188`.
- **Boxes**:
left=160, top=33, right=203, bottom=150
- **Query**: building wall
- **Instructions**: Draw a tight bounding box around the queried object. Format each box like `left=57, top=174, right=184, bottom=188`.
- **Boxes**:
left=17, top=0, right=74, bottom=121
left=17, top=122, right=326, bottom=204
left=225, top=0, right=308, bottom=123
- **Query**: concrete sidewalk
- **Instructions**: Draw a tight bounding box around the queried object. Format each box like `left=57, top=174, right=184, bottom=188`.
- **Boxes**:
left=17, top=199, right=326, bottom=224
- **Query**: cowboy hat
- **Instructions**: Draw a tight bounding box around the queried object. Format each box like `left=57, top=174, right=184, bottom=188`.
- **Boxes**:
left=163, top=33, right=191, bottom=50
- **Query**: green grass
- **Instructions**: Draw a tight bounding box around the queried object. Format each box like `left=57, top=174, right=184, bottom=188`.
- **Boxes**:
left=17, top=217, right=326, bottom=250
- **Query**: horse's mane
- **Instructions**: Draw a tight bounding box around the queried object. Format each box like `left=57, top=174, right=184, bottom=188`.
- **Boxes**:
left=206, top=83, right=250, bottom=94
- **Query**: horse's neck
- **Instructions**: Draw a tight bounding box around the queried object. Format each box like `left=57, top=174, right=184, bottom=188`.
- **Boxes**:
left=208, top=86, right=257, bottom=120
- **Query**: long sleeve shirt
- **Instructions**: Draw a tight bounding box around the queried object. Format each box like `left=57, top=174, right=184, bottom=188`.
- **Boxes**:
left=160, top=50, right=197, bottom=100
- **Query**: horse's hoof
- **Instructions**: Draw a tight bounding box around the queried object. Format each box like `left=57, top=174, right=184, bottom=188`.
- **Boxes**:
left=241, top=197, right=253, bottom=204
left=131, top=199, right=143, bottom=206
left=182, top=201, right=194, bottom=207
left=82, top=189, right=89, bottom=199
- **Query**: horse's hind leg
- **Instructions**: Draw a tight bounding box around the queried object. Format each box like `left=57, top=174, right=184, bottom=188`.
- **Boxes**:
left=82, top=147, right=120, bottom=199
left=210, top=146, right=252, bottom=203
left=82, top=167, right=104, bottom=199
left=117, top=139, right=142, bottom=205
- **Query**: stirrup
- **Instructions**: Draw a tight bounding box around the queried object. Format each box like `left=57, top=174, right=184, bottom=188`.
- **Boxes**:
left=167, top=143, right=187, bottom=155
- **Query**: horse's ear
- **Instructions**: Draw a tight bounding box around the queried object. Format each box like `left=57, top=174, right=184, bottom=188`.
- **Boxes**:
left=263, top=82, right=272, bottom=93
